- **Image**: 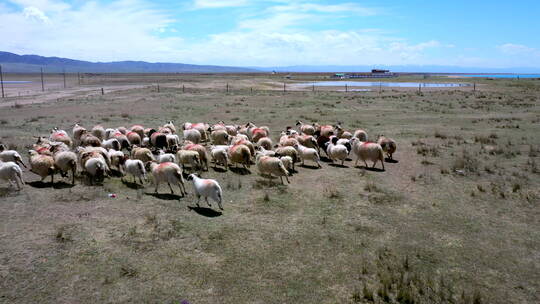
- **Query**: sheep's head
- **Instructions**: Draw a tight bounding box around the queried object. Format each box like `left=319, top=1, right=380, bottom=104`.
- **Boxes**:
left=295, top=120, right=302, bottom=126
left=331, top=137, right=339, bottom=145
left=0, top=144, right=5, bottom=152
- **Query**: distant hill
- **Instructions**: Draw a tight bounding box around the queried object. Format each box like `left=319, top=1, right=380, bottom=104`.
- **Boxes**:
left=0, top=51, right=258, bottom=73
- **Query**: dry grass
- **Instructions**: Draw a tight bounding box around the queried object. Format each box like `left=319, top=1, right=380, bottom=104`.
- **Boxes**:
left=0, top=74, right=539, bottom=304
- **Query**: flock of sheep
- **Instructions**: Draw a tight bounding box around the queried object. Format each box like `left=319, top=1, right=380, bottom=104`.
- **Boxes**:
left=0, top=120, right=397, bottom=210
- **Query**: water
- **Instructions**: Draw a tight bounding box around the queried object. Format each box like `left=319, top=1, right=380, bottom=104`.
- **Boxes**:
left=295, top=81, right=469, bottom=88
left=455, top=74, right=540, bottom=78
left=0, top=81, right=32, bottom=84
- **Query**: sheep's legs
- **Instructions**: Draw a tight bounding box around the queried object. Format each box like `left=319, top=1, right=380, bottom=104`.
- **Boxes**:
left=284, top=175, right=290, bottom=184
left=154, top=182, right=159, bottom=193
left=364, top=160, right=368, bottom=168
left=196, top=195, right=201, bottom=207
left=205, top=197, right=212, bottom=207
left=167, top=182, right=174, bottom=194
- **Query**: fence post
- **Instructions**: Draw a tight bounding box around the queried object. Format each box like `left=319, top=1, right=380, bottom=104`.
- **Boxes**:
left=312, top=83, right=315, bottom=92
left=226, top=83, right=229, bottom=93
left=379, top=82, right=382, bottom=94
left=78, top=72, right=81, bottom=85
left=250, top=87, right=253, bottom=94
left=345, top=83, right=348, bottom=92
left=418, top=84, right=421, bottom=93
left=182, top=84, right=185, bottom=93
left=63, top=69, right=66, bottom=88
left=283, top=82, right=286, bottom=92
left=0, top=65, right=4, bottom=98
left=157, top=84, right=160, bottom=93
left=40, top=67, right=45, bottom=91
left=101, top=88, right=104, bottom=95
left=473, top=83, right=476, bottom=92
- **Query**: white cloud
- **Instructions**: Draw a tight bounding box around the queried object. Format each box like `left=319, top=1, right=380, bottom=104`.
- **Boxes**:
left=270, top=2, right=378, bottom=15
left=192, top=0, right=248, bottom=9
left=497, top=43, right=539, bottom=56
left=22, top=6, right=49, bottom=23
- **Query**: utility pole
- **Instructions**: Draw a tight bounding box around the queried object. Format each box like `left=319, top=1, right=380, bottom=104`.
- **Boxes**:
left=40, top=68, right=45, bottom=91
left=0, top=65, right=4, bottom=98
left=78, top=72, right=81, bottom=85
left=63, top=69, right=66, bottom=88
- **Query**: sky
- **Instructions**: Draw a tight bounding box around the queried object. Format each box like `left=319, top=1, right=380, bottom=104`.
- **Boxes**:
left=1, top=0, right=540, bottom=68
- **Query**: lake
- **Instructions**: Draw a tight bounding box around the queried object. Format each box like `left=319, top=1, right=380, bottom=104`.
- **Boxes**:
left=295, top=81, right=470, bottom=88
left=0, top=81, right=32, bottom=84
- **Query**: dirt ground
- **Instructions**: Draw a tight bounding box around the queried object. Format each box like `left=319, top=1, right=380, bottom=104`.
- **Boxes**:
left=0, top=74, right=539, bottom=303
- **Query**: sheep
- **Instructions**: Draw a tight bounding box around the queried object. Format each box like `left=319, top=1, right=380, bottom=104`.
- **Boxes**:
left=228, top=144, right=251, bottom=169
left=28, top=150, right=55, bottom=183
left=163, top=121, right=177, bottom=134
left=50, top=129, right=73, bottom=147
left=142, top=137, right=150, bottom=147
left=91, top=125, right=106, bottom=140
left=224, top=124, right=238, bottom=136
left=72, top=123, right=86, bottom=145
left=84, top=157, right=107, bottom=185
left=112, top=131, right=130, bottom=150
left=314, top=124, right=334, bottom=137
left=278, top=132, right=299, bottom=147
left=76, top=146, right=111, bottom=170
left=108, top=149, right=125, bottom=173
left=0, top=146, right=27, bottom=168
left=105, top=128, right=117, bottom=139
left=0, top=161, right=25, bottom=190
left=122, top=159, right=147, bottom=185
left=132, top=147, right=155, bottom=163
left=255, top=146, right=276, bottom=157
left=325, top=137, right=349, bottom=165
left=187, top=174, right=223, bottom=209
left=126, top=131, right=142, bottom=146
left=274, top=146, right=298, bottom=170
left=210, top=147, right=229, bottom=170
left=166, top=134, right=180, bottom=151
left=330, top=136, right=352, bottom=154
left=210, top=129, right=230, bottom=145
left=249, top=127, right=269, bottom=143
left=80, top=131, right=101, bottom=147
left=350, top=138, right=385, bottom=170
left=181, top=142, right=209, bottom=171
left=229, top=138, right=255, bottom=160
left=147, top=161, right=187, bottom=195
left=296, top=135, right=318, bottom=150
left=278, top=155, right=293, bottom=174
left=130, top=125, right=145, bottom=139
left=118, top=127, right=128, bottom=135
left=53, top=151, right=77, bottom=185
left=158, top=150, right=176, bottom=164
left=293, top=143, right=321, bottom=168
left=316, top=133, right=333, bottom=156
left=183, top=129, right=201, bottom=144
left=255, top=152, right=290, bottom=184
left=183, top=122, right=210, bottom=142
left=377, top=135, right=397, bottom=160
left=353, top=129, right=368, bottom=142
left=149, top=130, right=168, bottom=150
left=102, top=138, right=121, bottom=151
left=159, top=126, right=172, bottom=134
left=296, top=120, right=315, bottom=135
left=256, top=137, right=273, bottom=151
left=177, top=150, right=201, bottom=172
left=232, top=134, right=249, bottom=142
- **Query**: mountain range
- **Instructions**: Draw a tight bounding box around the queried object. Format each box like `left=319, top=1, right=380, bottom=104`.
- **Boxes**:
left=1, top=51, right=539, bottom=74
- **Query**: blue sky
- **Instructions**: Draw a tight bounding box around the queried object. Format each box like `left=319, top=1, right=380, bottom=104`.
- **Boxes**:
left=1, top=0, right=539, bottom=68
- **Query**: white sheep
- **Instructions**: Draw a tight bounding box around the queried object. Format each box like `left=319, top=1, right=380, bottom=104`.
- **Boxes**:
left=132, top=147, right=155, bottom=163
left=166, top=134, right=180, bottom=150
left=210, top=146, right=229, bottom=170
left=72, top=123, right=86, bottom=145
left=325, top=137, right=349, bottom=165
left=85, top=157, right=107, bottom=184
left=183, top=129, right=201, bottom=144
left=122, top=159, right=147, bottom=185
left=296, top=120, right=315, bottom=135
left=158, top=150, right=176, bottom=164
left=350, top=138, right=385, bottom=170
left=274, top=146, right=298, bottom=171
left=53, top=151, right=77, bottom=185
left=163, top=121, right=177, bottom=134
left=108, top=149, right=125, bottom=173
left=187, top=174, right=223, bottom=210
left=0, top=161, right=25, bottom=190
left=353, top=129, right=369, bottom=142
left=255, top=152, right=290, bottom=184
left=293, top=143, right=322, bottom=168
left=0, top=146, right=27, bottom=168
left=92, top=125, right=106, bottom=140
left=147, top=162, right=187, bottom=195
left=257, top=137, right=273, bottom=150
left=278, top=155, right=294, bottom=174
left=211, top=129, right=230, bottom=145
left=102, top=138, right=121, bottom=151
left=176, top=150, right=201, bottom=172
left=255, top=146, right=276, bottom=157
left=181, top=142, right=209, bottom=171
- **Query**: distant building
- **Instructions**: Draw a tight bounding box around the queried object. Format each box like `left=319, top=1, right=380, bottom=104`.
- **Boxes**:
left=371, top=69, right=390, bottom=74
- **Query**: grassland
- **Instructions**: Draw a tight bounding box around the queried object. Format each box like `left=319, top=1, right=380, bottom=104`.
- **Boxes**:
left=0, top=74, right=539, bottom=303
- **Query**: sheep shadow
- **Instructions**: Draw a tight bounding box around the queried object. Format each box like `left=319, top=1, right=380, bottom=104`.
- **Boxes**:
left=328, top=163, right=349, bottom=168
left=146, top=192, right=183, bottom=200
left=211, top=166, right=228, bottom=173
left=320, top=156, right=333, bottom=163
left=121, top=179, right=145, bottom=190
left=27, top=181, right=55, bottom=188
left=187, top=206, right=222, bottom=217
left=356, top=165, right=385, bottom=172
left=229, top=167, right=251, bottom=175
left=253, top=178, right=288, bottom=188
left=53, top=181, right=75, bottom=189
left=385, top=158, right=399, bottom=163
left=299, top=164, right=321, bottom=170
left=108, top=169, right=124, bottom=178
